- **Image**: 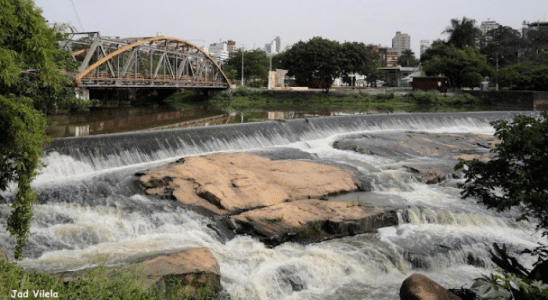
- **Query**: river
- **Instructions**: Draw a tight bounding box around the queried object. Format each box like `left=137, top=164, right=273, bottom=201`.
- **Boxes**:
left=0, top=111, right=544, bottom=299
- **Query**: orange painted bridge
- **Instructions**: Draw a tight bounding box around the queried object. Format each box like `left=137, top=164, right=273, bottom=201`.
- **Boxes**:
left=69, top=32, right=230, bottom=90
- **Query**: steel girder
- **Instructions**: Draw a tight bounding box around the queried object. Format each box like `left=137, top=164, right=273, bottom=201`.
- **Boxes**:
left=69, top=34, right=230, bottom=89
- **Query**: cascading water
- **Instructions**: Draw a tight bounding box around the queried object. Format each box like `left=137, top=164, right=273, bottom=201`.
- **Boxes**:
left=0, top=111, right=544, bottom=300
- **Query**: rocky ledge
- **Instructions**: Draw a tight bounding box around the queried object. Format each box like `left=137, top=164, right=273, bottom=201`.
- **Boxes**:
left=138, top=152, right=397, bottom=246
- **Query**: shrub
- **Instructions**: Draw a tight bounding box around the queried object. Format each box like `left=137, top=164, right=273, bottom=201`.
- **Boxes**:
left=407, top=91, right=441, bottom=106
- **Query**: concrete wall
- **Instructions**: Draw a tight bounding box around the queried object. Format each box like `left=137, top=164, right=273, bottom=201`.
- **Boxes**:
left=464, top=90, right=548, bottom=110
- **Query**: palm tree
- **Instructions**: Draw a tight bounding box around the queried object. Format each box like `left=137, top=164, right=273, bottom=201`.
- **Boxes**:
left=443, top=17, right=481, bottom=49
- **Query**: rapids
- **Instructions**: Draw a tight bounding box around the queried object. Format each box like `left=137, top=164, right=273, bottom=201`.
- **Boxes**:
left=0, top=111, right=544, bottom=299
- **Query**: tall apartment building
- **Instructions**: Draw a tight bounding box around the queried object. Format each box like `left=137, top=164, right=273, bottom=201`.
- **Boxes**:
left=265, top=39, right=278, bottom=55
left=227, top=40, right=237, bottom=59
left=392, top=31, right=411, bottom=57
left=420, top=40, right=431, bottom=57
left=480, top=19, right=500, bottom=35
left=274, top=36, right=283, bottom=53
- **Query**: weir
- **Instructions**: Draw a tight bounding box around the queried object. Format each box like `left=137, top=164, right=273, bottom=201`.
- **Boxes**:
left=45, top=111, right=538, bottom=176
left=1, top=111, right=545, bottom=299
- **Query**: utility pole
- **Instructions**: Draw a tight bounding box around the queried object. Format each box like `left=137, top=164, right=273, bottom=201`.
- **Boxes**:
left=241, top=44, right=245, bottom=87
left=496, top=53, right=499, bottom=91
left=268, top=54, right=273, bottom=90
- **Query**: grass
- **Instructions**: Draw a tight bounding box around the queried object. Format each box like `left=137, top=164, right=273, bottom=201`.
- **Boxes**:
left=0, top=254, right=220, bottom=300
left=311, top=221, right=323, bottom=233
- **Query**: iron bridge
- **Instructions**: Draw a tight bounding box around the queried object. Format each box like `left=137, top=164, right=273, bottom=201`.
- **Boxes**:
left=68, top=32, right=230, bottom=89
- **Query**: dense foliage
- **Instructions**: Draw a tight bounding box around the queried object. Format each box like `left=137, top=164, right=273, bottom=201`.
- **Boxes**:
left=443, top=17, right=482, bottom=49
left=0, top=0, right=80, bottom=259
left=0, top=95, right=48, bottom=259
left=455, top=113, right=548, bottom=298
left=223, top=50, right=270, bottom=87
left=421, top=42, right=492, bottom=88
left=455, top=113, right=548, bottom=236
left=397, top=49, right=420, bottom=67
left=279, top=37, right=378, bottom=92
left=498, top=52, right=548, bottom=91
left=0, top=0, right=79, bottom=115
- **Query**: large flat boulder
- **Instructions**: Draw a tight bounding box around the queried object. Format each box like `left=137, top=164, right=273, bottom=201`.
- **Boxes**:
left=400, top=274, right=461, bottom=300
left=226, top=200, right=398, bottom=246
left=138, top=248, right=221, bottom=297
left=139, top=152, right=359, bottom=215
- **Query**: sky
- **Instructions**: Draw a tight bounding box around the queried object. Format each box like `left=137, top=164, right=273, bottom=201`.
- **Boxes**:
left=34, top=0, right=548, bottom=56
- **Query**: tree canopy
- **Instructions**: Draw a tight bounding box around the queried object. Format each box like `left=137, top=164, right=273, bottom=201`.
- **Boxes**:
left=0, top=0, right=72, bottom=259
left=498, top=52, right=548, bottom=91
left=443, top=17, right=481, bottom=49
left=223, top=50, right=269, bottom=87
left=397, top=49, right=420, bottom=67
left=280, top=37, right=379, bottom=92
left=0, top=0, right=78, bottom=114
left=455, top=113, right=548, bottom=236
left=479, top=26, right=522, bottom=68
left=281, top=37, right=342, bottom=92
left=421, top=43, right=492, bottom=88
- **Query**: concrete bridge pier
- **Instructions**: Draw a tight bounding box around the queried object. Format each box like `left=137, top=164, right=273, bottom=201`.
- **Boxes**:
left=76, top=88, right=90, bottom=101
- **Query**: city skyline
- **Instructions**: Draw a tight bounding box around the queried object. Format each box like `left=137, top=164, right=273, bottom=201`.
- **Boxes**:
left=34, top=0, right=547, bottom=56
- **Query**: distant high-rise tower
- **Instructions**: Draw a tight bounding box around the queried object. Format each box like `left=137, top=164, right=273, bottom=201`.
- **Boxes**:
left=392, top=31, right=411, bottom=57
left=480, top=19, right=500, bottom=35
left=420, top=40, right=431, bottom=57
left=274, top=36, right=283, bottom=53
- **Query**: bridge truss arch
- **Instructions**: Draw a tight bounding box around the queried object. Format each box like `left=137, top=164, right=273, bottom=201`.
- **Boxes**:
left=71, top=33, right=230, bottom=89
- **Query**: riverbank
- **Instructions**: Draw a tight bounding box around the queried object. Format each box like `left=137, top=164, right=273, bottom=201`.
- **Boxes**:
left=46, top=88, right=487, bottom=138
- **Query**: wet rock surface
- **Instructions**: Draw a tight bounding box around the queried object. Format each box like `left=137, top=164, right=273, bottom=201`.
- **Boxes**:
left=138, top=248, right=221, bottom=296
left=333, top=132, right=498, bottom=183
left=400, top=273, right=462, bottom=300
left=227, top=200, right=398, bottom=246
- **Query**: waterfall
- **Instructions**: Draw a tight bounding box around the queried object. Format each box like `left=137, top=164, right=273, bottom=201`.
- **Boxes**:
left=1, top=111, right=544, bottom=300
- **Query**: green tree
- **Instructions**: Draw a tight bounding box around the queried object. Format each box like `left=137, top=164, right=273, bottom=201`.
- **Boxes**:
left=455, top=113, right=548, bottom=298
left=0, top=0, right=75, bottom=259
left=340, top=42, right=380, bottom=87
left=422, top=43, right=492, bottom=88
left=479, top=26, right=522, bottom=68
left=397, top=49, right=420, bottom=67
left=224, top=50, right=269, bottom=87
left=0, top=0, right=78, bottom=115
left=498, top=52, right=548, bottom=91
left=0, top=95, right=48, bottom=259
left=282, top=37, right=343, bottom=93
left=443, top=17, right=481, bottom=49
left=522, top=26, right=548, bottom=62
left=455, top=113, right=548, bottom=236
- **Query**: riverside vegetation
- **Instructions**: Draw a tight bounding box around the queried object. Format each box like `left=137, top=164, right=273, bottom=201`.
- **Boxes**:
left=163, top=87, right=486, bottom=117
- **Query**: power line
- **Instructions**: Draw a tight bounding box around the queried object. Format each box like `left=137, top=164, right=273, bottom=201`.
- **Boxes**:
left=70, top=0, right=84, bottom=32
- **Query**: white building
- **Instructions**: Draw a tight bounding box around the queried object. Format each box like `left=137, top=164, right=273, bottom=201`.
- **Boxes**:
left=420, top=40, right=431, bottom=57
left=480, top=19, right=500, bottom=35
left=265, top=39, right=278, bottom=55
left=392, top=31, right=411, bottom=57
left=208, top=42, right=229, bottom=62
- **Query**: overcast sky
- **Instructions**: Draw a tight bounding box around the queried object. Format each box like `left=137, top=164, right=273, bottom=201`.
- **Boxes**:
left=34, top=0, right=547, bottom=56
